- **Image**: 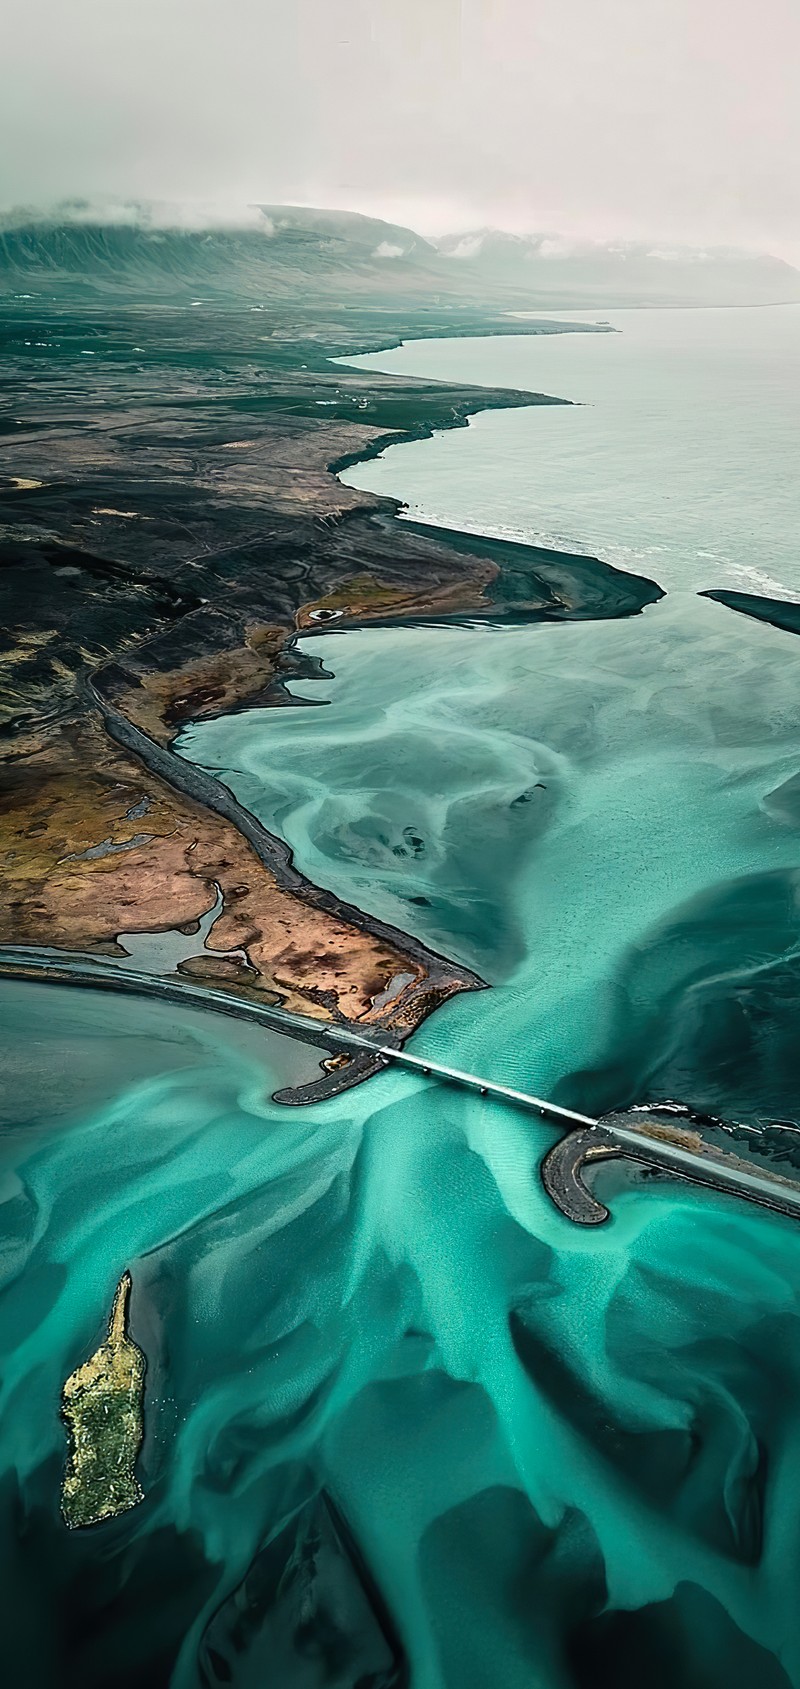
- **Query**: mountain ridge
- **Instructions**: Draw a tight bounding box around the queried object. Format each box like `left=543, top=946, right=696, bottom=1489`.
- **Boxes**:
left=2, top=202, right=798, bottom=307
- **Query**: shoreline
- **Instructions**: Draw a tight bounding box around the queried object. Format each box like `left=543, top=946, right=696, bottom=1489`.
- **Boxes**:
left=338, top=314, right=800, bottom=605
left=0, top=951, right=396, bottom=1104
left=1, top=302, right=659, bottom=1096
left=5, top=300, right=800, bottom=1202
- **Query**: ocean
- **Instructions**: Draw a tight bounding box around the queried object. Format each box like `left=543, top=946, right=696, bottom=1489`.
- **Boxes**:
left=339, top=304, right=800, bottom=600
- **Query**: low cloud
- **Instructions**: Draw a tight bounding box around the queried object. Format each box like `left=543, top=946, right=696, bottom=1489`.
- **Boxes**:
left=0, top=198, right=275, bottom=233
left=446, top=234, right=485, bottom=260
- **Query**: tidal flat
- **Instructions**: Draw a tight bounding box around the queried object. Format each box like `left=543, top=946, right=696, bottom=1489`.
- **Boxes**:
left=3, top=285, right=800, bottom=1687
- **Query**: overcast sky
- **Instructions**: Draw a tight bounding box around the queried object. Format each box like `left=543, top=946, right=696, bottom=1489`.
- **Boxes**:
left=4, top=0, right=800, bottom=258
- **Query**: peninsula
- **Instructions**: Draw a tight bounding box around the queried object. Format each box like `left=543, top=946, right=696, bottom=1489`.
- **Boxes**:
left=0, top=237, right=661, bottom=1097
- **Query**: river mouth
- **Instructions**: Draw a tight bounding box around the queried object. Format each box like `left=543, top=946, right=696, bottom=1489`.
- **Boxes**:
left=178, top=589, right=800, bottom=1123
left=6, top=306, right=800, bottom=1688
left=6, top=956, right=800, bottom=1689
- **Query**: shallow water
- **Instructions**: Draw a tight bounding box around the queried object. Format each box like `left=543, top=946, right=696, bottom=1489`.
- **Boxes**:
left=5, top=312, right=800, bottom=1686
left=5, top=973, right=800, bottom=1689
left=181, top=591, right=800, bottom=1122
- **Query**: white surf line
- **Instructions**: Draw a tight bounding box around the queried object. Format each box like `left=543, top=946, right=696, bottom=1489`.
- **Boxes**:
left=371, top=1044, right=599, bottom=1128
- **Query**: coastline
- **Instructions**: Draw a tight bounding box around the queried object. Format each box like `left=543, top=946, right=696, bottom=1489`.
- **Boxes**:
left=335, top=310, right=800, bottom=598
left=1, top=298, right=663, bottom=1097
left=6, top=301, right=799, bottom=1150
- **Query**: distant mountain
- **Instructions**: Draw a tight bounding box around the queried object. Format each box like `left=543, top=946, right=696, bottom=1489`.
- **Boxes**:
left=0, top=204, right=444, bottom=305
left=435, top=228, right=800, bottom=307
left=1, top=202, right=798, bottom=309
left=257, top=203, right=438, bottom=262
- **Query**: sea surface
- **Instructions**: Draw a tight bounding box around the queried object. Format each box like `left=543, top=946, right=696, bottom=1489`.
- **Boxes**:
left=4, top=309, right=800, bottom=1687
left=340, top=304, right=800, bottom=599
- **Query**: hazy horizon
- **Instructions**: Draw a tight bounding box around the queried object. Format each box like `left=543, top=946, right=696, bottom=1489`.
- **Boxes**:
left=4, top=0, right=800, bottom=264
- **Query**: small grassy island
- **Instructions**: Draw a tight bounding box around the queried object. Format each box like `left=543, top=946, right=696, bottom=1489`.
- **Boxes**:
left=61, top=1272, right=145, bottom=1530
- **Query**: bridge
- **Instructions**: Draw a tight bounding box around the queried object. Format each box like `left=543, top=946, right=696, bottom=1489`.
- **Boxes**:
left=370, top=1042, right=599, bottom=1129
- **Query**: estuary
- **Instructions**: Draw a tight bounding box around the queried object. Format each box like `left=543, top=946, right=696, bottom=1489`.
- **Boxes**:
left=3, top=305, right=800, bottom=1688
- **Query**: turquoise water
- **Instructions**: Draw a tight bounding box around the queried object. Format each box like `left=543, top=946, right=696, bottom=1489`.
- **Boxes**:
left=181, top=594, right=800, bottom=1122
left=5, top=311, right=800, bottom=1685
left=5, top=977, right=800, bottom=1687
